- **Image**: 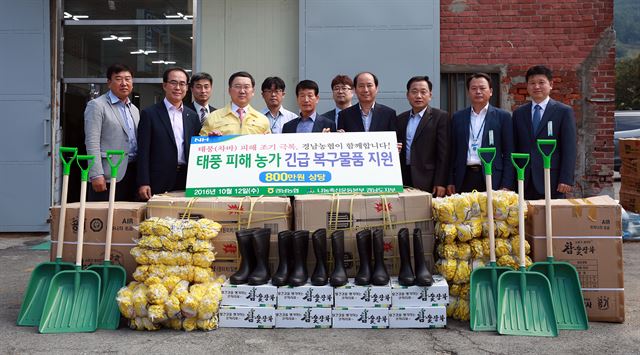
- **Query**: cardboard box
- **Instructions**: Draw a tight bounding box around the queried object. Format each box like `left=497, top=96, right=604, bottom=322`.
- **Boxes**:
left=275, top=307, right=332, bottom=328
left=277, top=284, right=334, bottom=307
left=619, top=191, right=640, bottom=214
left=334, top=281, right=392, bottom=307
left=388, top=306, right=447, bottom=328
left=619, top=138, right=640, bottom=159
left=620, top=174, right=640, bottom=193
left=49, top=202, right=146, bottom=282
left=391, top=275, right=449, bottom=307
left=332, top=307, right=389, bottom=328
left=219, top=306, right=275, bottom=328
left=294, top=188, right=435, bottom=277
left=147, top=194, right=292, bottom=277
left=221, top=281, right=278, bottom=307
left=526, top=196, right=625, bottom=322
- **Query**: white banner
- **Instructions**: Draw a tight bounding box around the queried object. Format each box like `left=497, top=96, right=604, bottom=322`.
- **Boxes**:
left=186, top=132, right=403, bottom=197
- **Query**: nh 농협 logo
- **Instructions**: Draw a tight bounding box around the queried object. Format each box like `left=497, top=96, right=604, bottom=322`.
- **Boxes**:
left=90, top=218, right=103, bottom=232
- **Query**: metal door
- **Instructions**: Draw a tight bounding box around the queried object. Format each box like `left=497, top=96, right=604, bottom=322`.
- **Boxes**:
left=0, top=0, right=51, bottom=231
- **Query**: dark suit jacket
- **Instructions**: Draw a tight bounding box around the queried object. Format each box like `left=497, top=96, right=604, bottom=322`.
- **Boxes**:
left=282, top=114, right=336, bottom=133
left=450, top=105, right=515, bottom=191
left=396, top=107, right=450, bottom=191
left=185, top=102, right=216, bottom=118
left=512, top=98, right=577, bottom=197
left=337, top=103, right=397, bottom=132
left=321, top=109, right=337, bottom=122
left=137, top=101, right=201, bottom=194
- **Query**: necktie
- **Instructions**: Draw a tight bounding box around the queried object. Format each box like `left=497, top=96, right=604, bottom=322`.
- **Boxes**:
left=532, top=104, right=542, bottom=133
left=237, top=108, right=245, bottom=124
left=200, top=107, right=207, bottom=124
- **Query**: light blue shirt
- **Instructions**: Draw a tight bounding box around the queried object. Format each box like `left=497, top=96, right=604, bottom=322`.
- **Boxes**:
left=107, top=90, right=137, bottom=160
left=296, top=112, right=317, bottom=133
left=261, top=106, right=297, bottom=134
left=405, top=107, right=427, bottom=165
left=360, top=103, right=374, bottom=132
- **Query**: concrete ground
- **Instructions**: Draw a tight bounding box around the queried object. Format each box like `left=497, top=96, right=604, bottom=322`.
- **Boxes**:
left=1, top=233, right=638, bottom=355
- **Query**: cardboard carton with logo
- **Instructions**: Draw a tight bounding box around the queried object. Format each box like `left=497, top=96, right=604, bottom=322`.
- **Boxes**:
left=294, top=188, right=435, bottom=277
left=146, top=194, right=292, bottom=277
left=275, top=307, right=332, bottom=328
left=219, top=306, right=275, bottom=328
left=526, top=195, right=624, bottom=322
left=49, top=202, right=146, bottom=281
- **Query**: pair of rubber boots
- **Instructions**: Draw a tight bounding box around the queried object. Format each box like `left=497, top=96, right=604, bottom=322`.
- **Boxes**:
left=229, top=228, right=272, bottom=285
left=272, top=229, right=348, bottom=287
left=354, top=229, right=389, bottom=286
left=397, top=228, right=434, bottom=286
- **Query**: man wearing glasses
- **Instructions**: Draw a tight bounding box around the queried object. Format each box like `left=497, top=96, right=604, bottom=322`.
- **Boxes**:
left=200, top=71, right=271, bottom=136
left=260, top=76, right=297, bottom=134
left=137, top=67, right=201, bottom=201
left=321, top=74, right=354, bottom=128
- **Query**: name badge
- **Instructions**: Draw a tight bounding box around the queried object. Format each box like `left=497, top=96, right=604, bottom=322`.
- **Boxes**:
left=489, top=130, right=494, bottom=146
left=471, top=142, right=479, bottom=152
left=547, top=121, right=553, bottom=136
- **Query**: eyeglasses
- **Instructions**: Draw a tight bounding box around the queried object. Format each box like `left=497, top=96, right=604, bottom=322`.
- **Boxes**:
left=167, top=80, right=187, bottom=88
left=263, top=89, right=284, bottom=95
left=231, top=84, right=252, bottom=91
left=332, top=85, right=352, bottom=92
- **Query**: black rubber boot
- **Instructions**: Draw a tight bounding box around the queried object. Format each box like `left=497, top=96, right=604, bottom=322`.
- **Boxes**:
left=329, top=230, right=348, bottom=287
left=229, top=228, right=258, bottom=285
left=288, top=230, right=309, bottom=287
left=413, top=228, right=434, bottom=286
left=271, top=230, right=293, bottom=286
left=311, top=229, right=328, bottom=286
left=371, top=229, right=390, bottom=286
left=397, top=228, right=415, bottom=286
left=354, top=229, right=372, bottom=286
left=248, top=228, right=271, bottom=285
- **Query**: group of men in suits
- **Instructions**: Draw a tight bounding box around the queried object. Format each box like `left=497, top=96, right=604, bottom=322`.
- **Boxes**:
left=85, top=64, right=576, bottom=202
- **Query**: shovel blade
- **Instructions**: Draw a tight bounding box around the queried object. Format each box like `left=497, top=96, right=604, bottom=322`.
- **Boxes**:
left=87, top=264, right=126, bottom=329
left=17, top=261, right=75, bottom=326
left=529, top=261, right=589, bottom=330
left=470, top=266, right=512, bottom=331
left=38, top=269, right=101, bottom=333
left=497, top=270, right=558, bottom=337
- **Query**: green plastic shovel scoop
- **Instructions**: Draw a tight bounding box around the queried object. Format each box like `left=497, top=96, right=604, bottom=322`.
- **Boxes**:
left=470, top=147, right=512, bottom=331
left=17, top=147, right=78, bottom=326
left=528, top=139, right=589, bottom=330
left=39, top=155, right=101, bottom=334
left=87, top=150, right=127, bottom=330
left=497, top=153, right=558, bottom=337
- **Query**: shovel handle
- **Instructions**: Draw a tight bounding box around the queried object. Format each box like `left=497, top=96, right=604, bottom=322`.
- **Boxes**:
left=106, top=150, right=125, bottom=178
left=104, top=151, right=124, bottom=262
left=510, top=153, right=530, bottom=181
left=59, top=147, right=78, bottom=176
left=536, top=139, right=557, bottom=169
left=538, top=140, right=556, bottom=259
left=76, top=155, right=95, bottom=182
left=477, top=147, right=496, bottom=176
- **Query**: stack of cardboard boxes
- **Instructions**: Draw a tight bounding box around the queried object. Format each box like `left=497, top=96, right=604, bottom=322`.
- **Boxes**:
left=526, top=195, right=624, bottom=323
left=619, top=138, right=640, bottom=213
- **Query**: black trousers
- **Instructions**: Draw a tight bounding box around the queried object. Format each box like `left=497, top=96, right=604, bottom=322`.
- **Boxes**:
left=460, top=166, right=486, bottom=193
left=87, top=162, right=138, bottom=202
left=172, top=165, right=188, bottom=191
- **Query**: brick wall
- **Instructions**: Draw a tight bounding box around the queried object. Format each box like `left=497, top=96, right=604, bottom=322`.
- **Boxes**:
left=441, top=0, right=616, bottom=197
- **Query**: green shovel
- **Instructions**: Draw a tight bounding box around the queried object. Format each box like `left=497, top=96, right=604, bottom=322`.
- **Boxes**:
left=497, top=153, right=557, bottom=337
left=17, top=147, right=78, bottom=326
left=87, top=150, right=127, bottom=329
left=470, top=147, right=512, bottom=331
left=528, top=139, right=589, bottom=330
left=39, top=155, right=101, bottom=334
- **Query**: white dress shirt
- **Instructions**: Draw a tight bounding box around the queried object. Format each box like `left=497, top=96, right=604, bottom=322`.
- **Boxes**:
left=163, top=98, right=186, bottom=165
left=467, top=103, right=489, bottom=165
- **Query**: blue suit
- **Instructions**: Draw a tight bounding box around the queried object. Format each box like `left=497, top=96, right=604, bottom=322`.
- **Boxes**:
left=512, top=99, right=577, bottom=199
left=450, top=105, right=515, bottom=191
